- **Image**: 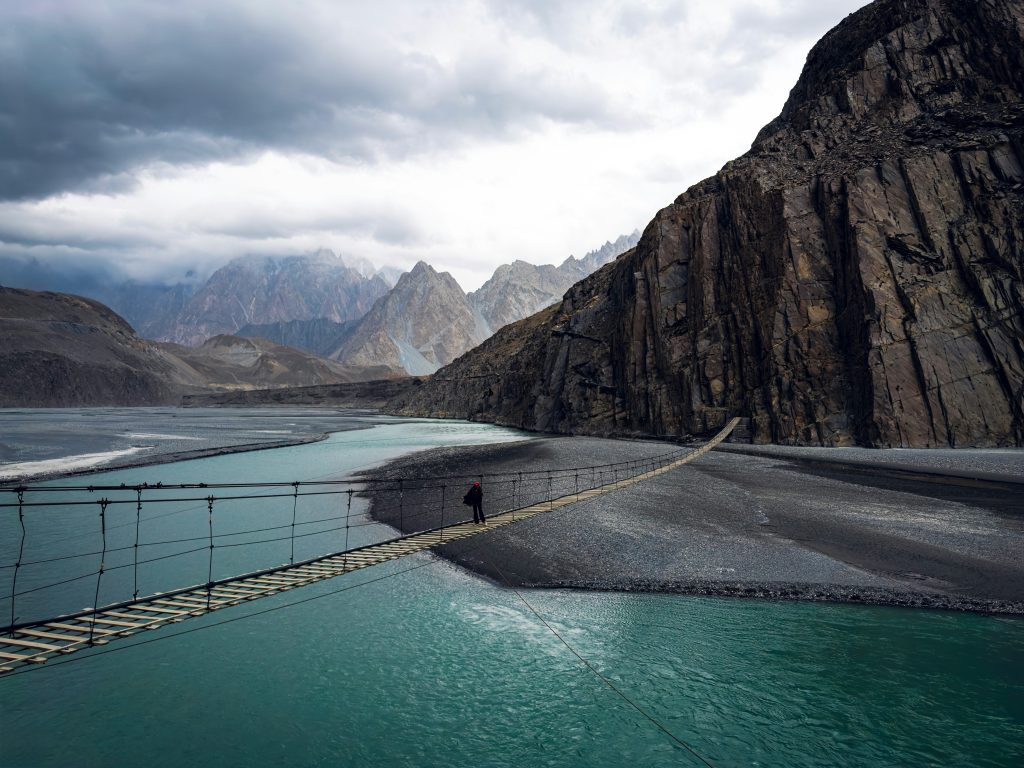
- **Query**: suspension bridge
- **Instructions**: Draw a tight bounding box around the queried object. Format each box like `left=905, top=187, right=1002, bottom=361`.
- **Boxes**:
left=0, top=418, right=739, bottom=675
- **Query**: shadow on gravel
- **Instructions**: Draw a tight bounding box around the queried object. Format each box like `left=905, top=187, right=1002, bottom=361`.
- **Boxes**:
left=778, top=460, right=1024, bottom=522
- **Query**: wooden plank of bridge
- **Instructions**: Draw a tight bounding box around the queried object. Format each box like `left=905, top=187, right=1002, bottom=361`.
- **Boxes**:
left=1, top=637, right=66, bottom=653
left=0, top=649, right=48, bottom=664
left=18, top=628, right=88, bottom=644
left=0, top=418, right=739, bottom=674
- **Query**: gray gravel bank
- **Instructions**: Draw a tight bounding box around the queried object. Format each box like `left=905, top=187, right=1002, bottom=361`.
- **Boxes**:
left=366, top=437, right=1024, bottom=614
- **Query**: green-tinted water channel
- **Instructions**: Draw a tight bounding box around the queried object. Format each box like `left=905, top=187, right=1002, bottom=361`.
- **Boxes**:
left=1, top=417, right=1021, bottom=767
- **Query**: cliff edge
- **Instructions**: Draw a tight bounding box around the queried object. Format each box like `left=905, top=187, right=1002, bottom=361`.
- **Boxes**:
left=391, top=0, right=1024, bottom=447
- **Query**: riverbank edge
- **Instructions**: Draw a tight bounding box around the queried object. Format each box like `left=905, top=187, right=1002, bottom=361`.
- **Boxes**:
left=0, top=433, right=334, bottom=487
left=365, top=438, right=1024, bottom=617
left=481, top=576, right=1024, bottom=616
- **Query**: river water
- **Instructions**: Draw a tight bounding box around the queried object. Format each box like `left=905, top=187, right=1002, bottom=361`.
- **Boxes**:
left=1, top=414, right=1021, bottom=767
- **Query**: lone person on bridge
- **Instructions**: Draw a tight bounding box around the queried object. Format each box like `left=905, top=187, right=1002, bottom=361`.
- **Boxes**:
left=465, top=481, right=485, bottom=524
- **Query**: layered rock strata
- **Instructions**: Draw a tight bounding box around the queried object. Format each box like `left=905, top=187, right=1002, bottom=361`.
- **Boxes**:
left=392, top=0, right=1024, bottom=447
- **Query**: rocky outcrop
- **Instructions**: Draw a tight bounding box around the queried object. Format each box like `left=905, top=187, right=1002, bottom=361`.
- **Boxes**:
left=391, top=0, right=1024, bottom=447
left=0, top=286, right=204, bottom=406
left=150, top=251, right=391, bottom=345
left=331, top=261, right=488, bottom=375
left=468, top=231, right=640, bottom=334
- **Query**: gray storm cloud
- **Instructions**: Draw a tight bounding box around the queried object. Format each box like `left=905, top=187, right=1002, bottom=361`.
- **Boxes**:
left=0, top=0, right=616, bottom=202
left=0, top=0, right=869, bottom=289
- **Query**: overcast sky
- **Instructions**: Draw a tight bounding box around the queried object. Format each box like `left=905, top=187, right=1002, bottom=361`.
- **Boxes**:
left=0, top=0, right=869, bottom=291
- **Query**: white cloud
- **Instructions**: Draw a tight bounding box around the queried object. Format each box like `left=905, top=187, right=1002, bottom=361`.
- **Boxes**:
left=0, top=0, right=869, bottom=291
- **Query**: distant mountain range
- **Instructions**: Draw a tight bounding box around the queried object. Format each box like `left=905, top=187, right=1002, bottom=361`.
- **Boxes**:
left=65, top=231, right=640, bottom=376
left=238, top=231, right=641, bottom=374
left=104, top=250, right=395, bottom=345
left=469, top=232, right=641, bottom=334
left=1, top=231, right=640, bottom=391
left=0, top=286, right=398, bottom=407
left=326, top=261, right=490, bottom=375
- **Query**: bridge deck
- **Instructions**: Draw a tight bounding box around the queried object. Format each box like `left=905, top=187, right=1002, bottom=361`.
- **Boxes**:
left=0, top=419, right=738, bottom=674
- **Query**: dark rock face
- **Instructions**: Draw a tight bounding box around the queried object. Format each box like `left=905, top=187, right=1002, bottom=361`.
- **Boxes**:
left=392, top=0, right=1024, bottom=447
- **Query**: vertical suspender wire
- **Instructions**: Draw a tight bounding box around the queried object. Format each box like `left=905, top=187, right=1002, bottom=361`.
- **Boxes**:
left=133, top=487, right=142, bottom=600
left=289, top=482, right=299, bottom=565
left=89, top=498, right=109, bottom=644
left=9, top=489, right=26, bottom=633
left=206, top=496, right=215, bottom=610
left=399, top=479, right=404, bottom=532
left=343, top=490, right=352, bottom=570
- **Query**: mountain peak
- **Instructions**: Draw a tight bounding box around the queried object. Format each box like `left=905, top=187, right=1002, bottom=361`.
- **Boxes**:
left=409, top=260, right=436, bottom=276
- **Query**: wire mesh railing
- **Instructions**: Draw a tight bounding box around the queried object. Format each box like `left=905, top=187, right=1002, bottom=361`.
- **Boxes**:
left=0, top=446, right=695, bottom=633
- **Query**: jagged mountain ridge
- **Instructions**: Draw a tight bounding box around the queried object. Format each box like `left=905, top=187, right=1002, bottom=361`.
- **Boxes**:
left=329, top=261, right=489, bottom=375
left=150, top=251, right=392, bottom=345
left=233, top=232, right=640, bottom=373
left=390, top=0, right=1024, bottom=448
left=469, top=231, right=640, bottom=334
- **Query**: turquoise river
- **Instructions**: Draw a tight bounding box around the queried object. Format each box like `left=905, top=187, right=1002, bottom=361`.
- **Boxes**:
left=1, top=417, right=1022, bottom=767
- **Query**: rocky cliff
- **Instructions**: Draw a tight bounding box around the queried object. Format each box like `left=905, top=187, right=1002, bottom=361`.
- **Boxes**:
left=391, top=0, right=1024, bottom=448
left=331, top=261, right=488, bottom=375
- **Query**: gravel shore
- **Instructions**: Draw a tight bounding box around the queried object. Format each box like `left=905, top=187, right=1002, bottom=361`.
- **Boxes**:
left=366, top=436, right=1024, bottom=614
